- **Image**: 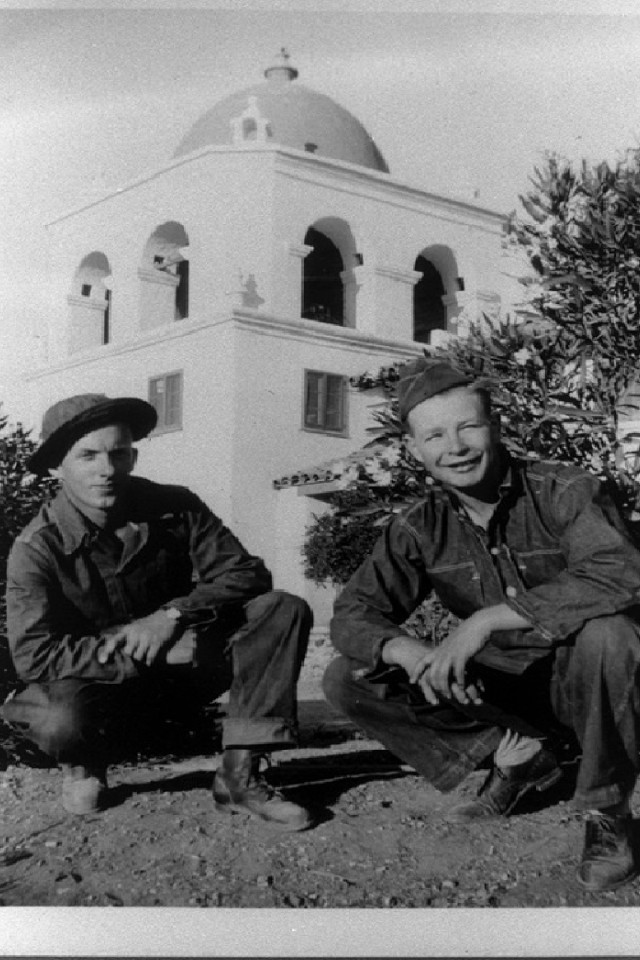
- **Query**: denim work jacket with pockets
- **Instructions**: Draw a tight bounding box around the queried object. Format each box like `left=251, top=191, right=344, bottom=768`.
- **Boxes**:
left=6, top=478, right=272, bottom=685
left=331, top=453, right=640, bottom=676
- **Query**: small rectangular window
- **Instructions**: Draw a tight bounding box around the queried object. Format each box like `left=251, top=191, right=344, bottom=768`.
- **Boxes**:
left=81, top=284, right=92, bottom=297
left=149, top=371, right=183, bottom=433
left=303, top=370, right=347, bottom=435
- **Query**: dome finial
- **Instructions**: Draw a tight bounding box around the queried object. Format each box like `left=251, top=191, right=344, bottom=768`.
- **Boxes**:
left=264, top=47, right=299, bottom=83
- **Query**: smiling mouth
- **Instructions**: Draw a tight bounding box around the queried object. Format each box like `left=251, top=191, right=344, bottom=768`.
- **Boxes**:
left=443, top=456, right=482, bottom=472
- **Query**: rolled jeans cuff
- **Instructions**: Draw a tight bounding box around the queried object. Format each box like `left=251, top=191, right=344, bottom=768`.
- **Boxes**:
left=571, top=779, right=636, bottom=812
left=222, top=716, right=298, bottom=750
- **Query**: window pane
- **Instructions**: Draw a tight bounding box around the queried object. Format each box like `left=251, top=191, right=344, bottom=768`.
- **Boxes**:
left=304, top=371, right=323, bottom=427
left=324, top=375, right=344, bottom=431
left=148, top=378, right=165, bottom=425
left=164, top=373, right=182, bottom=427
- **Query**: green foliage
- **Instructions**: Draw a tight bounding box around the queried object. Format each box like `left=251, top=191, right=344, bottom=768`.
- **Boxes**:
left=0, top=413, right=57, bottom=573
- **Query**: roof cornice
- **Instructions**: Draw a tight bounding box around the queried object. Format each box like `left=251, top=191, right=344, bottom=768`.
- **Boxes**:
left=46, top=143, right=506, bottom=229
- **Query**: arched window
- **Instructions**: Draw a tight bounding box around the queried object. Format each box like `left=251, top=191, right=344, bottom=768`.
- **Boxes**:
left=413, top=255, right=446, bottom=343
left=139, top=222, right=189, bottom=330
left=302, top=227, right=344, bottom=326
left=68, top=252, right=112, bottom=353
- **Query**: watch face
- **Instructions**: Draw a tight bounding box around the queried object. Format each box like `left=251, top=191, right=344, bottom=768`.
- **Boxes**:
left=165, top=607, right=182, bottom=621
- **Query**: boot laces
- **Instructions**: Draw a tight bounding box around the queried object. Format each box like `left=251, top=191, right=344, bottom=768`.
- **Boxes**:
left=249, top=754, right=285, bottom=802
left=586, top=813, right=622, bottom=855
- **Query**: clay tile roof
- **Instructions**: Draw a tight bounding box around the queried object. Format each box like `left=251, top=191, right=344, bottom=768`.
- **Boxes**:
left=273, top=441, right=399, bottom=490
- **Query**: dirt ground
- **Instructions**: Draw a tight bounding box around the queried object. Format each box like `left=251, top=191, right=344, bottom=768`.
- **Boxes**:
left=2, top=641, right=640, bottom=911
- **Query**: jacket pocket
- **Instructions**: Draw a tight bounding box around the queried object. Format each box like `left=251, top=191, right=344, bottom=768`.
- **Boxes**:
left=510, top=547, right=566, bottom=587
left=425, top=560, right=484, bottom=617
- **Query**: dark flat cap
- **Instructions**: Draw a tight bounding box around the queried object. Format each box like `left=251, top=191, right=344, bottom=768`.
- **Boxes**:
left=397, top=358, right=473, bottom=423
left=29, top=393, right=158, bottom=475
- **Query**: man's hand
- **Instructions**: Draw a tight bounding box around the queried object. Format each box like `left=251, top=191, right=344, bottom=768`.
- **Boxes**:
left=406, top=603, right=533, bottom=705
left=408, top=614, right=492, bottom=705
left=381, top=634, right=483, bottom=706
left=97, top=610, right=182, bottom=667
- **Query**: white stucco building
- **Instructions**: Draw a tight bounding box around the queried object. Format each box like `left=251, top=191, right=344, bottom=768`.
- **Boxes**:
left=31, top=50, right=512, bottom=632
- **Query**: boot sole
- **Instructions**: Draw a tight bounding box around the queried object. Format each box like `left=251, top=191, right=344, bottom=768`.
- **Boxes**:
left=575, top=863, right=639, bottom=892
left=214, top=798, right=313, bottom=832
left=448, top=765, right=564, bottom=823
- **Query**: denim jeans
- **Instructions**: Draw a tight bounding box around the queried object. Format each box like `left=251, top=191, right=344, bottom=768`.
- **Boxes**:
left=323, top=613, right=640, bottom=810
left=2, top=590, right=312, bottom=765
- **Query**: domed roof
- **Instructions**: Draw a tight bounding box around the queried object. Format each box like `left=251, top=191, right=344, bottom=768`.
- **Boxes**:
left=173, top=49, right=389, bottom=174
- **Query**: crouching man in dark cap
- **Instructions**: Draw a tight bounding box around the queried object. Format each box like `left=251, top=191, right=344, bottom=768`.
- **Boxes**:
left=325, top=357, right=640, bottom=890
left=2, top=394, right=313, bottom=830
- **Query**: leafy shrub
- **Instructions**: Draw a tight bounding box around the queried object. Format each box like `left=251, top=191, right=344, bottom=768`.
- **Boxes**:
left=0, top=411, right=57, bottom=695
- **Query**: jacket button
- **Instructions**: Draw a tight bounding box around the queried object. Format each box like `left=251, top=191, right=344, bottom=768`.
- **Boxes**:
left=490, top=547, right=499, bottom=556
left=505, top=586, right=517, bottom=598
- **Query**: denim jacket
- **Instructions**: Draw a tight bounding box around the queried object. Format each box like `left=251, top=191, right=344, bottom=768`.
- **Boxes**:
left=331, top=454, right=640, bottom=675
left=6, top=478, right=272, bottom=684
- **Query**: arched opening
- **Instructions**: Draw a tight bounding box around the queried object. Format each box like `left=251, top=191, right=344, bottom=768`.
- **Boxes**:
left=302, top=226, right=345, bottom=326
left=242, top=117, right=257, bottom=140
left=140, top=222, right=190, bottom=329
left=68, top=252, right=112, bottom=353
left=413, top=255, right=446, bottom=343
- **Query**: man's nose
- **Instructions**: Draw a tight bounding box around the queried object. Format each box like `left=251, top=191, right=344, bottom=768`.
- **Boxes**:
left=446, top=430, right=469, bottom=454
left=96, top=453, right=116, bottom=475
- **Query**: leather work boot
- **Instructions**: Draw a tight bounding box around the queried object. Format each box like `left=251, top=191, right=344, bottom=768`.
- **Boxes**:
left=213, top=749, right=312, bottom=831
left=577, top=812, right=638, bottom=891
left=446, top=747, right=562, bottom=823
left=60, top=764, right=108, bottom=815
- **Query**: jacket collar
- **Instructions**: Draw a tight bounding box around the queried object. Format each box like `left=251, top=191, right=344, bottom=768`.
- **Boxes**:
left=49, top=485, right=145, bottom=556
left=49, top=488, right=97, bottom=554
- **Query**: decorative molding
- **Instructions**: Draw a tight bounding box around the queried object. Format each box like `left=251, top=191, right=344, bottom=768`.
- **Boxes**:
left=476, top=288, right=501, bottom=304
left=138, top=266, right=180, bottom=287
left=286, top=242, right=313, bottom=260
left=441, top=293, right=460, bottom=307
left=28, top=308, right=423, bottom=382
left=46, top=145, right=506, bottom=233
left=66, top=294, right=106, bottom=312
left=374, top=265, right=423, bottom=286
left=340, top=266, right=364, bottom=288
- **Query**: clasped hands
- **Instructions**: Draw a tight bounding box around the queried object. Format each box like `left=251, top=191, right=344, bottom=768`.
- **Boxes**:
left=97, top=610, right=193, bottom=668
left=382, top=611, right=493, bottom=706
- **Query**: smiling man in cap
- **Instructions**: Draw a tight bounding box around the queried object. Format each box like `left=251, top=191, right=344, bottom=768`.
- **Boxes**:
left=325, top=356, right=640, bottom=891
left=2, top=393, right=313, bottom=830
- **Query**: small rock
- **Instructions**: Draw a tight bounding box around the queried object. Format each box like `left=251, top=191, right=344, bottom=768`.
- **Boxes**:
left=44, top=840, right=60, bottom=848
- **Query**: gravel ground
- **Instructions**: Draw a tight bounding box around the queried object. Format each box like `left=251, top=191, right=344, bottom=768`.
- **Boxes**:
left=2, top=643, right=640, bottom=922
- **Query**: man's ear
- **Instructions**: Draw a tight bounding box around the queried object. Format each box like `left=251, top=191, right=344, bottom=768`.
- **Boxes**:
left=130, top=447, right=139, bottom=470
left=405, top=432, right=419, bottom=461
